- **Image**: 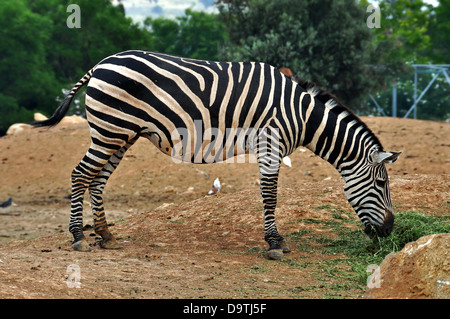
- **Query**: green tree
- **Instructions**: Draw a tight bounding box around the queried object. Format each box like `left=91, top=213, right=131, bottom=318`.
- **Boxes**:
left=426, top=0, right=450, bottom=64
left=144, top=17, right=180, bottom=54
left=175, top=9, right=227, bottom=60
left=0, top=0, right=155, bottom=135
left=217, top=0, right=376, bottom=110
left=144, top=9, right=227, bottom=60
left=365, top=0, right=449, bottom=120
left=368, top=0, right=433, bottom=78
left=26, top=0, right=153, bottom=82
left=0, top=0, right=60, bottom=134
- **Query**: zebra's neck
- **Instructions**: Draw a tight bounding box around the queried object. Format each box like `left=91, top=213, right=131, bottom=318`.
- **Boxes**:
left=294, top=82, right=382, bottom=171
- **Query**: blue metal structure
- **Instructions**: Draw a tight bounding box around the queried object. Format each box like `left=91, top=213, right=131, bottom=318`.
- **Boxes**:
left=403, top=64, right=450, bottom=119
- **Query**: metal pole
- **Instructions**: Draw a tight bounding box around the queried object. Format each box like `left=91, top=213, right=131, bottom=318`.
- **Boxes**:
left=369, top=94, right=386, bottom=116
left=404, top=70, right=441, bottom=119
left=413, top=69, right=418, bottom=119
left=443, top=69, right=450, bottom=86
left=392, top=80, right=397, bottom=117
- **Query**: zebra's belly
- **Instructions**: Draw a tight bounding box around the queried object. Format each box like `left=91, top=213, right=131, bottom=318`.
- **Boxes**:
left=142, top=126, right=253, bottom=164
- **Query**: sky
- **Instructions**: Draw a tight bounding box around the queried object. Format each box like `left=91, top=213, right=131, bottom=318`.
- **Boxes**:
left=112, top=0, right=217, bottom=23
left=424, top=0, right=439, bottom=6
left=113, top=0, right=439, bottom=24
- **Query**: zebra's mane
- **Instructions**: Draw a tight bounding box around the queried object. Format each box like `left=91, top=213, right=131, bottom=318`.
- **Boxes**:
left=292, top=76, right=383, bottom=151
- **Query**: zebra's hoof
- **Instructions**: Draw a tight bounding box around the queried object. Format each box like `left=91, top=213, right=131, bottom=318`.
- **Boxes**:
left=280, top=239, right=291, bottom=253
left=267, top=249, right=284, bottom=260
left=99, top=238, right=121, bottom=250
left=72, top=239, right=91, bottom=252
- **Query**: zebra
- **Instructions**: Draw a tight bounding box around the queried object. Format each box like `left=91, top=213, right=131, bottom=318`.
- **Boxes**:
left=31, top=50, right=401, bottom=260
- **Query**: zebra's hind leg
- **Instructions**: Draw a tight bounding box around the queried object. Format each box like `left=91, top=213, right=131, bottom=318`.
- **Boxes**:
left=70, top=139, right=129, bottom=251
left=89, top=137, right=138, bottom=249
left=70, top=160, right=99, bottom=252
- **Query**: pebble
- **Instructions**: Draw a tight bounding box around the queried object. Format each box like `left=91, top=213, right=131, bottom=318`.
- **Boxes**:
left=164, top=185, right=175, bottom=193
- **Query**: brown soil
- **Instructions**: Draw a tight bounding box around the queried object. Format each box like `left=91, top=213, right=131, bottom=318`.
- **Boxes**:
left=0, top=117, right=448, bottom=299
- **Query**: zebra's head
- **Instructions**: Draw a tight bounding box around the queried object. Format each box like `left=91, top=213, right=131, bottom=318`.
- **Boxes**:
left=343, top=148, right=401, bottom=238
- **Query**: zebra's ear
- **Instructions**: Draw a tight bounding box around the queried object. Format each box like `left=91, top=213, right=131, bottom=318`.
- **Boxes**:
left=372, top=151, right=402, bottom=164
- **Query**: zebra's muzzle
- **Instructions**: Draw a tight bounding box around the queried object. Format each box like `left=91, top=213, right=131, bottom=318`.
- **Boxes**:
left=364, top=211, right=394, bottom=238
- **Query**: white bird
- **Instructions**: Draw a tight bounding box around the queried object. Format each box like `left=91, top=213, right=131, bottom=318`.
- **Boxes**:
left=208, top=178, right=221, bottom=195
left=282, top=156, right=292, bottom=167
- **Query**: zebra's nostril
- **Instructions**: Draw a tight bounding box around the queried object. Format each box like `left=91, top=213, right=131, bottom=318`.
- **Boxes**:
left=383, top=211, right=395, bottom=236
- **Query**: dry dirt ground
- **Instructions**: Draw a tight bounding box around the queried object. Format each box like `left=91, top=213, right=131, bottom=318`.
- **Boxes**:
left=0, top=117, right=448, bottom=299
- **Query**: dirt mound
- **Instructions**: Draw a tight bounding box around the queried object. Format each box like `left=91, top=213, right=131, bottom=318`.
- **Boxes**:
left=0, top=117, right=448, bottom=299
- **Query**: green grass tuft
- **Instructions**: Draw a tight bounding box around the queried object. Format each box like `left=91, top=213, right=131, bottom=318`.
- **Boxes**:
left=370, top=211, right=450, bottom=256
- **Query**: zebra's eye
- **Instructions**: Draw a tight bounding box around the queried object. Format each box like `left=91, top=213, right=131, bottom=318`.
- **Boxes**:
left=375, top=178, right=386, bottom=187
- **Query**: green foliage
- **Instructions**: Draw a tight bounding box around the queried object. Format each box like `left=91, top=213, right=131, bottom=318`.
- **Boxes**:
left=0, top=0, right=448, bottom=135
left=24, top=0, right=153, bottom=83
left=0, top=0, right=60, bottom=133
left=144, top=9, right=227, bottom=60
left=144, top=17, right=180, bottom=54
left=217, top=0, right=376, bottom=109
left=0, top=94, right=34, bottom=131
left=218, top=0, right=449, bottom=119
left=366, top=73, right=450, bottom=120
left=369, top=0, right=448, bottom=67
left=364, top=0, right=449, bottom=120
left=370, top=0, right=433, bottom=76
left=0, top=0, right=154, bottom=135
left=0, top=1, right=227, bottom=135
left=426, top=0, right=450, bottom=63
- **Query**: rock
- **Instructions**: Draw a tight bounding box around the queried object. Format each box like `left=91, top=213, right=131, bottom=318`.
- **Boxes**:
left=6, top=123, right=32, bottom=135
left=365, top=233, right=450, bottom=299
left=164, top=185, right=175, bottom=193
left=60, top=115, right=87, bottom=124
left=7, top=114, right=86, bottom=136
left=183, top=186, right=195, bottom=194
left=155, top=203, right=174, bottom=210
left=33, top=113, right=48, bottom=121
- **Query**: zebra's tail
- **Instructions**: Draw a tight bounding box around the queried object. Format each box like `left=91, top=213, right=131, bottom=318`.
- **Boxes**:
left=30, top=68, right=94, bottom=128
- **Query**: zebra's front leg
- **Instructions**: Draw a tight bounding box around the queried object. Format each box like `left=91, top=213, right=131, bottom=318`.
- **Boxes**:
left=257, top=159, right=291, bottom=260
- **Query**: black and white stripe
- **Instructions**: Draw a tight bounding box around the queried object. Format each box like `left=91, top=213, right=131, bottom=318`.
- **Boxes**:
left=32, top=50, right=400, bottom=259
